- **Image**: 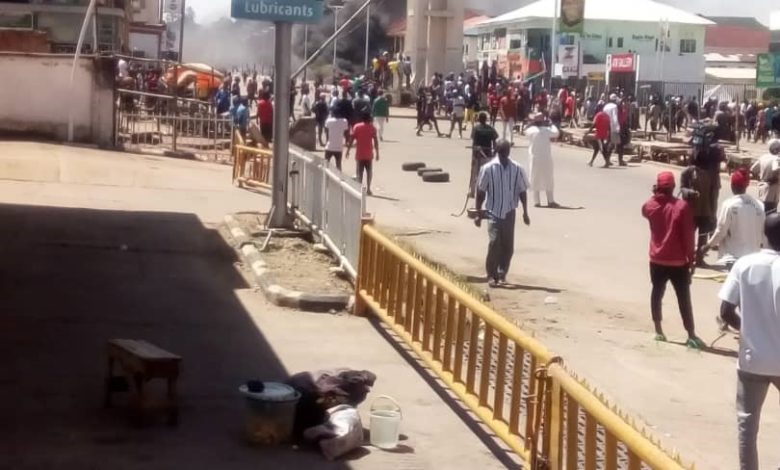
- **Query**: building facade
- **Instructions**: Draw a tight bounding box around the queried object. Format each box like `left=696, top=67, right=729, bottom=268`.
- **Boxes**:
left=129, top=0, right=164, bottom=58
left=470, top=0, right=711, bottom=86
left=0, top=0, right=133, bottom=54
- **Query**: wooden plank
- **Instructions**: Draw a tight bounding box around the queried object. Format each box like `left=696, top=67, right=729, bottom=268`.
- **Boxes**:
left=109, top=339, right=181, bottom=361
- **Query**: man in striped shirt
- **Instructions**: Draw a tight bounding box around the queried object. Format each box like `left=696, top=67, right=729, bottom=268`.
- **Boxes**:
left=475, top=140, right=531, bottom=287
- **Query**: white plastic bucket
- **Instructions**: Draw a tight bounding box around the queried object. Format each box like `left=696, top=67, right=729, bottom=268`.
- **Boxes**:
left=369, top=395, right=402, bottom=449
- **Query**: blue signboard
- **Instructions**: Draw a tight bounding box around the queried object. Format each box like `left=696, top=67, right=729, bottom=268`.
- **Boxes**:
left=231, top=0, right=325, bottom=24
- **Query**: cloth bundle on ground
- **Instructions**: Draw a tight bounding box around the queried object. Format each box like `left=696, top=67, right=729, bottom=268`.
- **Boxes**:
left=286, top=369, right=377, bottom=440
left=302, top=405, right=364, bottom=460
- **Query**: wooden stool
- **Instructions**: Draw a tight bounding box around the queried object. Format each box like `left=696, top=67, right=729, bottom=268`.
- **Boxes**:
left=105, top=339, right=181, bottom=425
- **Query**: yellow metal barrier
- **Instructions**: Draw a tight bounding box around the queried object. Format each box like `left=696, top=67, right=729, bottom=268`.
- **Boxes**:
left=542, top=364, right=688, bottom=470
left=356, top=223, right=555, bottom=463
left=232, top=144, right=272, bottom=190
left=356, top=223, right=691, bottom=470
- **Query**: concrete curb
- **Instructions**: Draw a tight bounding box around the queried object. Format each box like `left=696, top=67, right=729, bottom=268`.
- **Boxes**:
left=224, top=214, right=353, bottom=313
left=121, top=145, right=197, bottom=160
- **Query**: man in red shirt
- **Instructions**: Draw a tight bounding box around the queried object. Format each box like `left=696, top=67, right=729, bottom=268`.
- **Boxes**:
left=346, top=114, right=380, bottom=195
left=499, top=90, right=517, bottom=146
left=257, top=92, right=274, bottom=147
left=641, top=171, right=704, bottom=349
left=586, top=104, right=611, bottom=167
left=565, top=91, right=576, bottom=128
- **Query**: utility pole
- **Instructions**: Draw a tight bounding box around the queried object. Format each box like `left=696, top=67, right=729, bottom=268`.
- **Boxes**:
left=551, top=0, right=558, bottom=87
left=303, top=25, right=309, bottom=82
left=177, top=0, right=186, bottom=62
left=364, top=3, right=370, bottom=72
left=269, top=22, right=294, bottom=228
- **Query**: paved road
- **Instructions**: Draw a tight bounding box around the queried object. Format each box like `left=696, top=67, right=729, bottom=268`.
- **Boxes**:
left=331, top=114, right=780, bottom=470
left=0, top=142, right=511, bottom=470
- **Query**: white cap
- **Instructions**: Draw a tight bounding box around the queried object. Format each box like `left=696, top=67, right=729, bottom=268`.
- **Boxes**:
left=609, top=93, right=618, bottom=101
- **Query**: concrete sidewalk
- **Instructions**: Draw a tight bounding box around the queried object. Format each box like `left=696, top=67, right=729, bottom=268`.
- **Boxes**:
left=0, top=142, right=512, bottom=470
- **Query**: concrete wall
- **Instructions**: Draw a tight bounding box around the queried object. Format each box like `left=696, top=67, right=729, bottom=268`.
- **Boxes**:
left=0, top=53, right=115, bottom=146
left=406, top=0, right=465, bottom=83
left=132, top=0, right=161, bottom=24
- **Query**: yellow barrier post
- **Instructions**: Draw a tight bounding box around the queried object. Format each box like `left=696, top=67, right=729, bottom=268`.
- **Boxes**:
left=353, top=215, right=375, bottom=317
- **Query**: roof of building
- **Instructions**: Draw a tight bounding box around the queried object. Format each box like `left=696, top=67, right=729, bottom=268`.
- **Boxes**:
left=705, top=67, right=756, bottom=81
left=703, top=16, right=768, bottom=30
left=387, top=9, right=488, bottom=37
left=480, top=0, right=714, bottom=27
left=704, top=53, right=757, bottom=63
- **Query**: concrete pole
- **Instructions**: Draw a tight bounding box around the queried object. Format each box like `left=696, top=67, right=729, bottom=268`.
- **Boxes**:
left=269, top=22, right=293, bottom=228
left=68, top=0, right=98, bottom=142
left=178, top=0, right=186, bottom=61
left=551, top=0, right=558, bottom=85
left=303, top=25, right=309, bottom=82
left=332, top=8, right=340, bottom=79
left=364, top=3, right=370, bottom=72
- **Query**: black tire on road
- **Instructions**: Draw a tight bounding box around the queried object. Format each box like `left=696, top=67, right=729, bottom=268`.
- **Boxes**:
left=417, top=168, right=443, bottom=176
left=422, top=172, right=450, bottom=183
left=402, top=162, right=426, bottom=171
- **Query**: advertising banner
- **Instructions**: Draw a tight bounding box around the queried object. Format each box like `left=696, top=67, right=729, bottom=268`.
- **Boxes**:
left=162, top=0, right=182, bottom=53
left=559, top=0, right=585, bottom=34
left=558, top=44, right=579, bottom=78
left=756, top=53, right=780, bottom=88
left=608, top=53, right=635, bottom=73
left=231, top=0, right=325, bottom=24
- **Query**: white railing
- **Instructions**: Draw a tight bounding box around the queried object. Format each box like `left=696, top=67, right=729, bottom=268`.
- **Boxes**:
left=289, top=147, right=367, bottom=280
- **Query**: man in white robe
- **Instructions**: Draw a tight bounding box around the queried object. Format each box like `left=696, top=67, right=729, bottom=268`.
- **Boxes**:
left=526, top=113, right=560, bottom=208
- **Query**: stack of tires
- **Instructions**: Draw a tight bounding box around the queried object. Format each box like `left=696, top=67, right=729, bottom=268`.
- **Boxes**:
left=402, top=162, right=450, bottom=183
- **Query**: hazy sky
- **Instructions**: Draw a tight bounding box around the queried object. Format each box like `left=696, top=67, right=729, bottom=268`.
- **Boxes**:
left=187, top=0, right=776, bottom=26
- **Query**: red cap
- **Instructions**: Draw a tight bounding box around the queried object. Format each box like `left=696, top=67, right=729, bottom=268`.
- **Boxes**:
left=731, top=168, right=750, bottom=189
left=656, top=171, right=676, bottom=190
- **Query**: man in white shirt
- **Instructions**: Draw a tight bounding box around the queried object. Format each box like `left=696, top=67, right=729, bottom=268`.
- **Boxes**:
left=448, top=93, right=466, bottom=139
left=475, top=140, right=531, bottom=287
left=719, top=213, right=780, bottom=470
left=704, top=168, right=765, bottom=269
left=323, top=112, right=349, bottom=171
left=750, top=139, right=780, bottom=213
left=602, top=94, right=621, bottom=147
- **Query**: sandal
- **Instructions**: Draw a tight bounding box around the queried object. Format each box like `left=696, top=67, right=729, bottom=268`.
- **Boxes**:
left=686, top=336, right=706, bottom=350
left=654, top=333, right=667, bottom=342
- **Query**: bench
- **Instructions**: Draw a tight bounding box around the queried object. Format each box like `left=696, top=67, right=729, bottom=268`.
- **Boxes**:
left=105, top=339, right=182, bottom=425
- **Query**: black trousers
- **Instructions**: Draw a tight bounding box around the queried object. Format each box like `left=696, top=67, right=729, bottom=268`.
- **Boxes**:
left=486, top=211, right=516, bottom=281
left=649, top=263, right=694, bottom=332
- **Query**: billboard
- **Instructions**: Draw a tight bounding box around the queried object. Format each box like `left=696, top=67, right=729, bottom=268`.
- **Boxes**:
left=558, top=44, right=579, bottom=78
left=756, top=53, right=780, bottom=88
left=559, top=0, right=585, bottom=34
left=608, top=53, right=635, bottom=73
left=162, top=0, right=183, bottom=53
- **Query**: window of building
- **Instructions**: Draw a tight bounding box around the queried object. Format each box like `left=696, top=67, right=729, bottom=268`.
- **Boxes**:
left=608, top=37, right=613, bottom=47
left=0, top=13, right=34, bottom=30
left=509, top=38, right=523, bottom=50
left=617, top=37, right=624, bottom=48
left=680, top=39, right=696, bottom=53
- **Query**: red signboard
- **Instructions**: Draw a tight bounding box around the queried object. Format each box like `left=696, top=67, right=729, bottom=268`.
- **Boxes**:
left=609, top=53, right=635, bottom=72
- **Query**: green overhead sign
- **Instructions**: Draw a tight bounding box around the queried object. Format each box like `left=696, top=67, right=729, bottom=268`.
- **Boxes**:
left=757, top=53, right=780, bottom=88
left=231, top=0, right=325, bottom=24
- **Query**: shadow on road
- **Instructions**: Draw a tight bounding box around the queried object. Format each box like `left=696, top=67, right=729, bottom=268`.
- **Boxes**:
left=0, top=203, right=353, bottom=469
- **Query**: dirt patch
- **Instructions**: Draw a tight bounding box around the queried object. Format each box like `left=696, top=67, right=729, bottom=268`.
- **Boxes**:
left=259, top=236, right=353, bottom=296
left=234, top=212, right=268, bottom=237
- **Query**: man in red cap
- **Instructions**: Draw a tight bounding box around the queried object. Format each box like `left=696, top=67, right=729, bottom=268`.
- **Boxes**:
left=642, top=171, right=705, bottom=348
left=703, top=168, right=765, bottom=270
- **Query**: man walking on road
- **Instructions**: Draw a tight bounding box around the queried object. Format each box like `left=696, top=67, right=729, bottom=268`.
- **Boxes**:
left=372, top=90, right=390, bottom=142
left=470, top=112, right=498, bottom=197
left=703, top=169, right=765, bottom=270
left=475, top=140, right=531, bottom=287
left=346, top=114, right=380, bottom=196
left=751, top=139, right=780, bottom=214
left=526, top=113, right=560, bottom=208
left=324, top=110, right=349, bottom=171
left=641, top=171, right=705, bottom=349
left=719, top=213, right=780, bottom=470
left=499, top=89, right=517, bottom=146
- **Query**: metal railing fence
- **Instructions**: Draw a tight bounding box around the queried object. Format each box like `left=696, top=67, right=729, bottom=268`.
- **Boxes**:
left=289, top=148, right=367, bottom=280
left=355, top=223, right=692, bottom=470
